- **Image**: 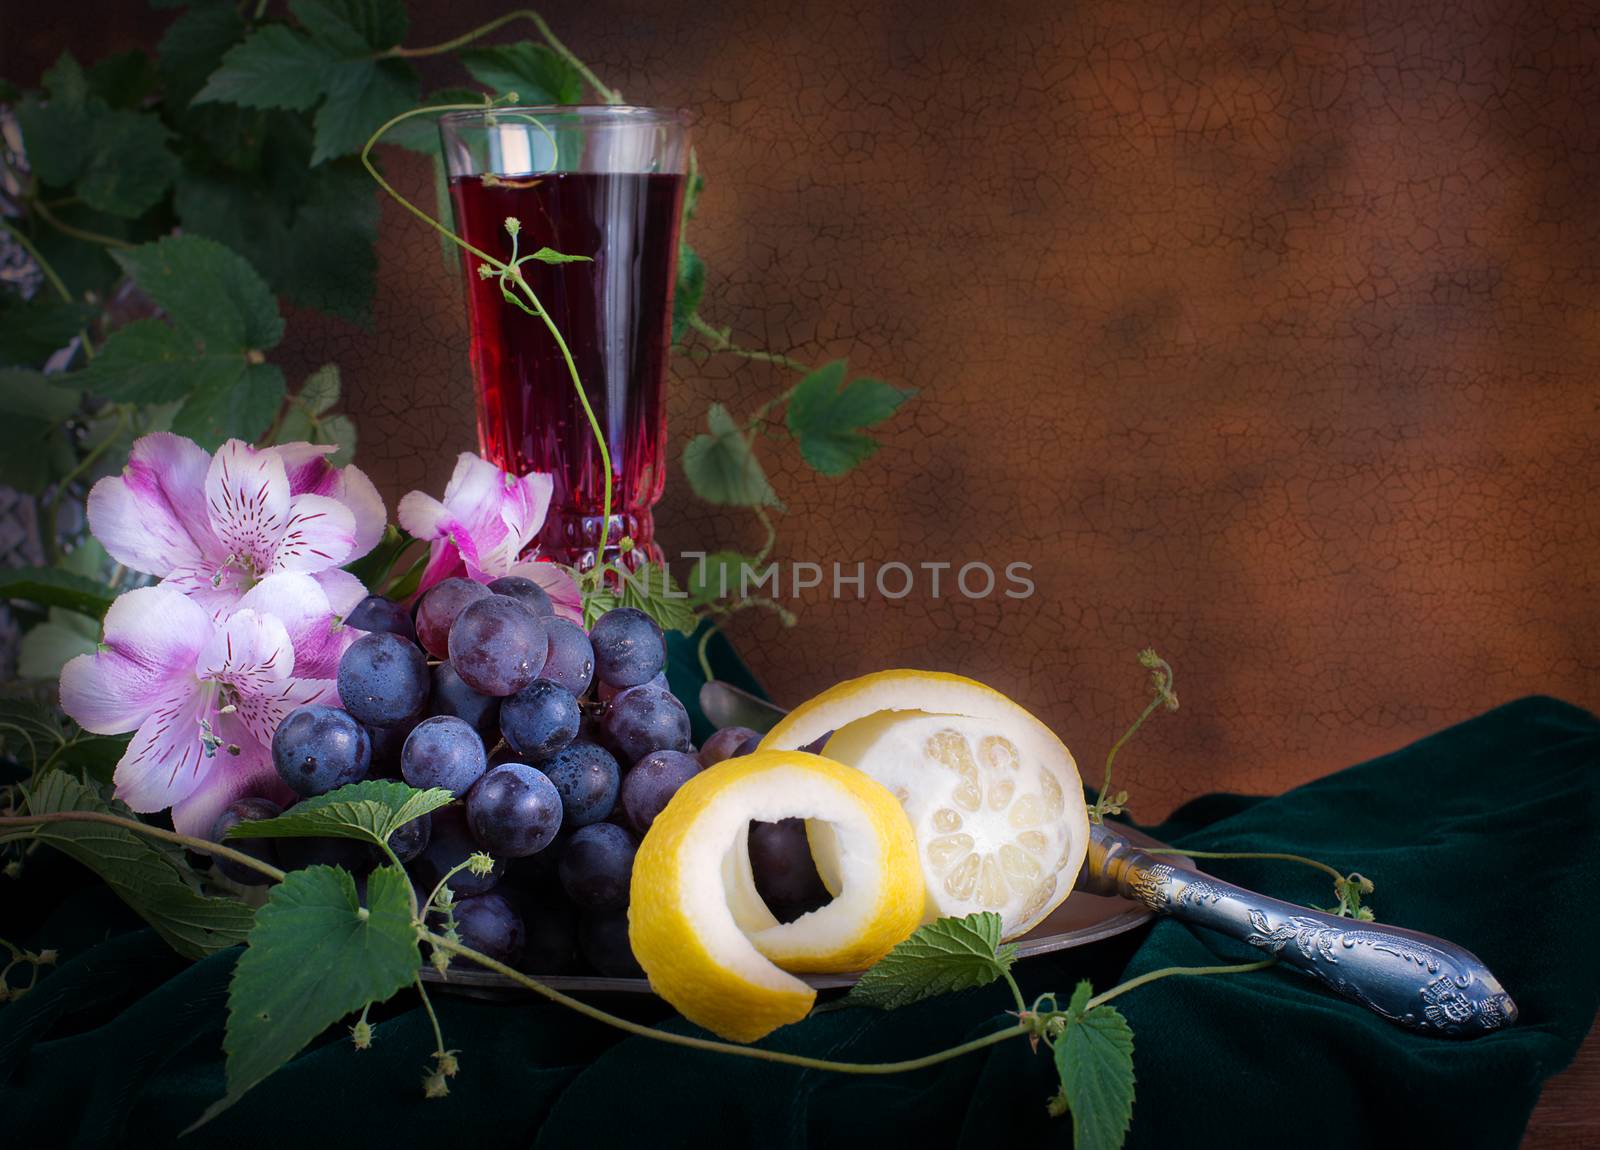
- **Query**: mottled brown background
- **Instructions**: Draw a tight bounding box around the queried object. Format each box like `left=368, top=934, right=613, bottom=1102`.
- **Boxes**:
left=10, top=0, right=1600, bottom=824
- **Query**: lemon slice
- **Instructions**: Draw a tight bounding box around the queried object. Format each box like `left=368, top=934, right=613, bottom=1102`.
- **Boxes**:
left=759, top=670, right=1089, bottom=940
left=629, top=750, right=923, bottom=1042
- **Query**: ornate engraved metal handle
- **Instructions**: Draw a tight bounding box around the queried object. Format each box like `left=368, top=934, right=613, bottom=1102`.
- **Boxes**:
left=1080, top=824, right=1517, bottom=1036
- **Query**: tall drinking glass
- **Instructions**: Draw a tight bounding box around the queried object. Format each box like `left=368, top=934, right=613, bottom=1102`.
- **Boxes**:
left=440, top=107, right=689, bottom=572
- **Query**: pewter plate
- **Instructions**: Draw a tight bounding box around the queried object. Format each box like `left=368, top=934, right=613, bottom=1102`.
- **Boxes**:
left=423, top=824, right=1179, bottom=997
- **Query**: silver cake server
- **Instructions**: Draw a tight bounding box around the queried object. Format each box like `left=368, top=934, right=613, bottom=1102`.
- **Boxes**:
left=699, top=679, right=1518, bottom=1036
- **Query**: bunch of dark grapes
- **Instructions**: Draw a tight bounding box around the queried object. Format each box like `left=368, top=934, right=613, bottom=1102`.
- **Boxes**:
left=208, top=588, right=827, bottom=977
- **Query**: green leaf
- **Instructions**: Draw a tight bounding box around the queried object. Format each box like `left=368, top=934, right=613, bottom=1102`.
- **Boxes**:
left=687, top=550, right=757, bottom=606
left=291, top=0, right=409, bottom=52
left=847, top=912, right=1018, bottom=1010
left=20, top=773, right=256, bottom=960
left=0, top=296, right=93, bottom=367
left=526, top=247, right=592, bottom=264
left=318, top=414, right=357, bottom=465
left=0, top=698, right=67, bottom=769
left=0, top=369, right=78, bottom=492
left=786, top=359, right=913, bottom=476
left=61, top=732, right=132, bottom=786
left=0, top=566, right=116, bottom=618
left=681, top=403, right=780, bottom=508
left=86, top=50, right=158, bottom=109
left=1053, top=999, right=1136, bottom=1150
left=77, top=319, right=246, bottom=404
left=157, top=1, right=246, bottom=107
left=198, top=863, right=417, bottom=1128
left=172, top=362, right=287, bottom=449
left=296, top=363, right=341, bottom=414
left=612, top=563, right=699, bottom=636
left=459, top=42, right=583, bottom=103
left=227, top=779, right=455, bottom=848
left=341, top=523, right=409, bottom=589
left=310, top=58, right=418, bottom=165
left=379, top=86, right=482, bottom=152
left=114, top=234, right=285, bottom=351
left=195, top=26, right=335, bottom=111
left=671, top=242, right=705, bottom=344
left=18, top=611, right=100, bottom=680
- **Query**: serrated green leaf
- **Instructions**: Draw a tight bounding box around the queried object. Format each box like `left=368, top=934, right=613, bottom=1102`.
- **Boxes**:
left=157, top=1, right=246, bottom=107
left=195, top=26, right=335, bottom=111
left=0, top=296, right=93, bottom=367
left=228, top=779, right=455, bottom=848
left=310, top=58, right=418, bottom=165
left=317, top=413, right=357, bottom=466
left=77, top=318, right=247, bottom=404
left=786, top=360, right=913, bottom=476
left=379, top=86, right=482, bottom=153
left=196, top=863, right=416, bottom=1128
left=171, top=362, right=286, bottom=449
left=687, top=550, right=756, bottom=606
left=672, top=242, right=705, bottom=344
left=114, top=234, right=284, bottom=351
left=681, top=402, right=779, bottom=508
left=459, top=42, right=583, bottom=103
left=0, top=566, right=116, bottom=618
left=610, top=562, right=699, bottom=636
left=86, top=50, right=158, bottom=109
left=291, top=0, right=409, bottom=52
left=847, top=912, right=1017, bottom=1010
left=527, top=247, right=591, bottom=264
left=297, top=363, right=341, bottom=414
left=22, top=773, right=256, bottom=960
left=0, top=698, right=67, bottom=769
left=1053, top=1002, right=1136, bottom=1150
left=62, top=732, right=133, bottom=786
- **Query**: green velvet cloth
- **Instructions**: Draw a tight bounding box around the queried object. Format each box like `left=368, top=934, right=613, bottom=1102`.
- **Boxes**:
left=3, top=691, right=1597, bottom=1149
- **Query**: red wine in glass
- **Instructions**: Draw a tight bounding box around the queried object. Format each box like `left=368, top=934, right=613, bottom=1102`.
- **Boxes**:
left=440, top=108, right=689, bottom=573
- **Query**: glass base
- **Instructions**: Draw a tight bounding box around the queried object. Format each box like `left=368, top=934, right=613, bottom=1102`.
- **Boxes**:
left=535, top=508, right=662, bottom=573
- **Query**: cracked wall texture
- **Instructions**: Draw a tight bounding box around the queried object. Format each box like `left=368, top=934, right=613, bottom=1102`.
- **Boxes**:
left=12, top=0, right=1600, bottom=820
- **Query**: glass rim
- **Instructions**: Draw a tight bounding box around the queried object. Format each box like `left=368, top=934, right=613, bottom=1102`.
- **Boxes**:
left=438, top=104, right=690, bottom=128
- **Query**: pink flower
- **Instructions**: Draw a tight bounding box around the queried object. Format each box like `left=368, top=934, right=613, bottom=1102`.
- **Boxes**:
left=58, top=578, right=348, bottom=836
left=87, top=435, right=384, bottom=617
left=398, top=452, right=581, bottom=620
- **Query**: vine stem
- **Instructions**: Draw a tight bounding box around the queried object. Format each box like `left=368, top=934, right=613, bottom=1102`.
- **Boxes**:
left=383, top=9, right=623, bottom=106
left=29, top=199, right=135, bottom=251
left=688, top=313, right=812, bottom=377
left=0, top=810, right=287, bottom=883
left=45, top=405, right=129, bottom=512
left=1137, top=847, right=1347, bottom=885
left=424, top=930, right=1025, bottom=1074
left=413, top=973, right=448, bottom=1058
left=0, top=217, right=72, bottom=304
left=1086, top=959, right=1273, bottom=1009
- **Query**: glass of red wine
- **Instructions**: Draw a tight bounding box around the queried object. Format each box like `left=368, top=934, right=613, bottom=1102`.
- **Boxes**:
left=440, top=106, right=689, bottom=572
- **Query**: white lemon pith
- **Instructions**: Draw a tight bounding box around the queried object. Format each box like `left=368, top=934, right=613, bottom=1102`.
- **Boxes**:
left=758, top=671, right=1089, bottom=940
left=628, top=750, right=924, bottom=1043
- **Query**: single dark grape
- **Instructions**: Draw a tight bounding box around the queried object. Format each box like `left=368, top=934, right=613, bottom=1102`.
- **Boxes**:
left=430, top=661, right=502, bottom=739
left=337, top=632, right=429, bottom=727
left=401, top=715, right=488, bottom=796
left=415, top=577, right=491, bottom=659
left=540, top=741, right=622, bottom=828
left=451, top=891, right=526, bottom=967
left=388, top=812, right=433, bottom=863
left=699, top=726, right=760, bottom=768
left=345, top=594, right=416, bottom=644
left=558, top=822, right=636, bottom=909
left=589, top=607, right=666, bottom=690
left=500, top=678, right=580, bottom=761
left=448, top=595, right=548, bottom=697
left=272, top=704, right=371, bottom=797
left=512, top=890, right=578, bottom=975
left=410, top=804, right=502, bottom=897
left=280, top=834, right=374, bottom=875
left=579, top=908, right=645, bottom=978
left=209, top=797, right=282, bottom=885
left=466, top=762, right=564, bottom=857
left=487, top=575, right=554, bottom=617
left=365, top=719, right=416, bottom=778
left=540, top=617, right=595, bottom=696
left=619, top=749, right=699, bottom=835
left=735, top=732, right=762, bottom=757
left=600, top=683, right=692, bottom=765
left=597, top=670, right=667, bottom=703
left=749, top=818, right=830, bottom=916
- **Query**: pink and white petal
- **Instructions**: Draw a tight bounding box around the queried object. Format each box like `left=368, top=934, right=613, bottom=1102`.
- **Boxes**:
left=313, top=568, right=368, bottom=618
left=169, top=731, right=293, bottom=839
left=273, top=442, right=339, bottom=496
left=507, top=560, right=584, bottom=624
left=164, top=561, right=253, bottom=620
left=236, top=573, right=349, bottom=680
left=86, top=433, right=217, bottom=577
left=113, top=686, right=211, bottom=813
left=478, top=471, right=554, bottom=575
left=268, top=493, right=357, bottom=573
left=335, top=463, right=387, bottom=559
left=206, top=439, right=291, bottom=573
left=198, top=609, right=294, bottom=697
left=436, top=454, right=519, bottom=552
left=413, top=539, right=473, bottom=599
left=397, top=489, right=454, bottom=542
left=59, top=586, right=210, bottom=734
left=232, top=675, right=338, bottom=749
